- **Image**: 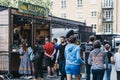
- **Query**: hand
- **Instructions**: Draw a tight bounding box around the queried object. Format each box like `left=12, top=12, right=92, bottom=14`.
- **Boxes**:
left=51, top=56, right=54, bottom=60
left=80, top=63, right=85, bottom=67
left=55, top=60, right=58, bottom=63
left=105, top=66, right=108, bottom=70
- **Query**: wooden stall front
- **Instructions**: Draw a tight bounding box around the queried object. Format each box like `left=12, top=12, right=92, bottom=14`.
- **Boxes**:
left=0, top=4, right=50, bottom=77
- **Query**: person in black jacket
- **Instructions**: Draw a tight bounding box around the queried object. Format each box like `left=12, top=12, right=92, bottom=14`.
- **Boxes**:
left=33, top=42, right=44, bottom=80
left=104, top=43, right=113, bottom=80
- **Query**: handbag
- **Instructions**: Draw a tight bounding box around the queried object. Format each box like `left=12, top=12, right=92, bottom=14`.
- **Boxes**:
left=54, top=63, right=59, bottom=70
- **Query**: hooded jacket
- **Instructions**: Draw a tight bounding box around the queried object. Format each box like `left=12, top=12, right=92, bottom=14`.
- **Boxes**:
left=88, top=48, right=108, bottom=69
left=65, top=44, right=84, bottom=65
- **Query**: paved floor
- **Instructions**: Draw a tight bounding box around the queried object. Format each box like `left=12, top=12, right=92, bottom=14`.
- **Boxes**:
left=4, top=65, right=117, bottom=80
left=4, top=73, right=86, bottom=80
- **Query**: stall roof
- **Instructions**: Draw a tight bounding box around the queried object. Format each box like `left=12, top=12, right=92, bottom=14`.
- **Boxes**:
left=0, top=6, right=7, bottom=11
left=49, top=16, right=86, bottom=27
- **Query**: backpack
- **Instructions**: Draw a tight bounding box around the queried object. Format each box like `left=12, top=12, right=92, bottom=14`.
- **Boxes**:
left=34, top=45, right=44, bottom=60
left=28, top=47, right=34, bottom=61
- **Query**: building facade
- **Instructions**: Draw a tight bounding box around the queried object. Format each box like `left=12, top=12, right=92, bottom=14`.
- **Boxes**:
left=51, top=0, right=120, bottom=35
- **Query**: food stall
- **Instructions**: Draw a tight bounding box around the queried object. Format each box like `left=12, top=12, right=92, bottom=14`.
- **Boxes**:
left=0, top=1, right=50, bottom=77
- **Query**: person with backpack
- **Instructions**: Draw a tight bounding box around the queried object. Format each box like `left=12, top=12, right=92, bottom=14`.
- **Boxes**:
left=83, top=35, right=95, bottom=80
left=33, top=42, right=44, bottom=80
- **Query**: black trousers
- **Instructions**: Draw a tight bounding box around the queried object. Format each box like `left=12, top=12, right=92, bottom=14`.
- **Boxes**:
left=34, top=59, right=43, bottom=78
left=86, top=63, right=91, bottom=80
left=116, top=71, right=120, bottom=80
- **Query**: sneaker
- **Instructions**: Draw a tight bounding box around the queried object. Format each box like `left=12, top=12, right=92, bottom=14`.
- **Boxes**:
left=27, top=76, right=33, bottom=79
left=72, top=75, right=75, bottom=78
left=20, top=75, right=25, bottom=78
left=23, top=76, right=28, bottom=79
left=0, top=75, right=4, bottom=80
left=52, top=74, right=57, bottom=78
left=47, top=75, right=51, bottom=79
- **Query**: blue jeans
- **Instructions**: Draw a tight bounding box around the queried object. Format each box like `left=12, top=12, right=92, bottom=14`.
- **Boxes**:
left=104, top=64, right=112, bottom=80
left=86, top=63, right=91, bottom=80
left=59, top=61, right=66, bottom=80
left=92, top=69, right=105, bottom=80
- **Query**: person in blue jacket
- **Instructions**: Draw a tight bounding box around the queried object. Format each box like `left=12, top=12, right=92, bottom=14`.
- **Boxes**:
left=65, top=30, right=84, bottom=80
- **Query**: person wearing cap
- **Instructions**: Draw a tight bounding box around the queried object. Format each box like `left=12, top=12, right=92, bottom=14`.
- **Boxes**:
left=65, top=30, right=84, bottom=80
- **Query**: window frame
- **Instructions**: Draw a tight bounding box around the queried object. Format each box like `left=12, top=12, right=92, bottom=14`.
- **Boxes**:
left=61, top=0, right=66, bottom=8
left=91, top=24, right=97, bottom=32
left=91, top=11, right=97, bottom=17
left=61, top=13, right=66, bottom=18
left=104, top=23, right=113, bottom=33
left=77, top=0, right=83, bottom=7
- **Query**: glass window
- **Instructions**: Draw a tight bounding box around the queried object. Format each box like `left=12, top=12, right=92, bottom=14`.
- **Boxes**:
left=91, top=24, right=97, bottom=32
left=104, top=0, right=113, bottom=7
left=104, top=23, right=113, bottom=33
left=77, top=12, right=83, bottom=19
left=91, top=11, right=97, bottom=16
left=61, top=13, right=66, bottom=18
left=77, top=0, right=83, bottom=7
left=104, top=10, right=113, bottom=21
left=61, top=0, right=66, bottom=8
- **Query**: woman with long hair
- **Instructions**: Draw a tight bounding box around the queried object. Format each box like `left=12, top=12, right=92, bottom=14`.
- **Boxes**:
left=104, top=43, right=113, bottom=80
left=19, top=43, right=31, bottom=79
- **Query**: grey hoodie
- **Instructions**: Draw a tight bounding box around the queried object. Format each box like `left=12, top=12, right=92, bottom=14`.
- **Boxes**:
left=88, top=48, right=108, bottom=69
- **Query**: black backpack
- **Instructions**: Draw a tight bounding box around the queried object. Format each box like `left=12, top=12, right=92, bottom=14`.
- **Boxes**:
left=34, top=45, right=44, bottom=60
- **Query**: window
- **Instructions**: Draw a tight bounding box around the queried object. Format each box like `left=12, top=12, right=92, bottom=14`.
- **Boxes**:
left=77, top=12, right=83, bottom=19
left=104, top=23, right=113, bottom=33
left=91, top=11, right=97, bottom=17
left=91, top=0, right=97, bottom=4
left=104, top=0, right=113, bottom=7
left=91, top=24, right=97, bottom=32
left=77, top=0, right=83, bottom=7
left=61, top=0, right=66, bottom=8
left=61, top=13, right=66, bottom=18
left=103, top=10, right=113, bottom=21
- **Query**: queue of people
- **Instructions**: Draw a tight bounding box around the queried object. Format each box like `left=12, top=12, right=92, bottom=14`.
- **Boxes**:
left=17, top=30, right=120, bottom=80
